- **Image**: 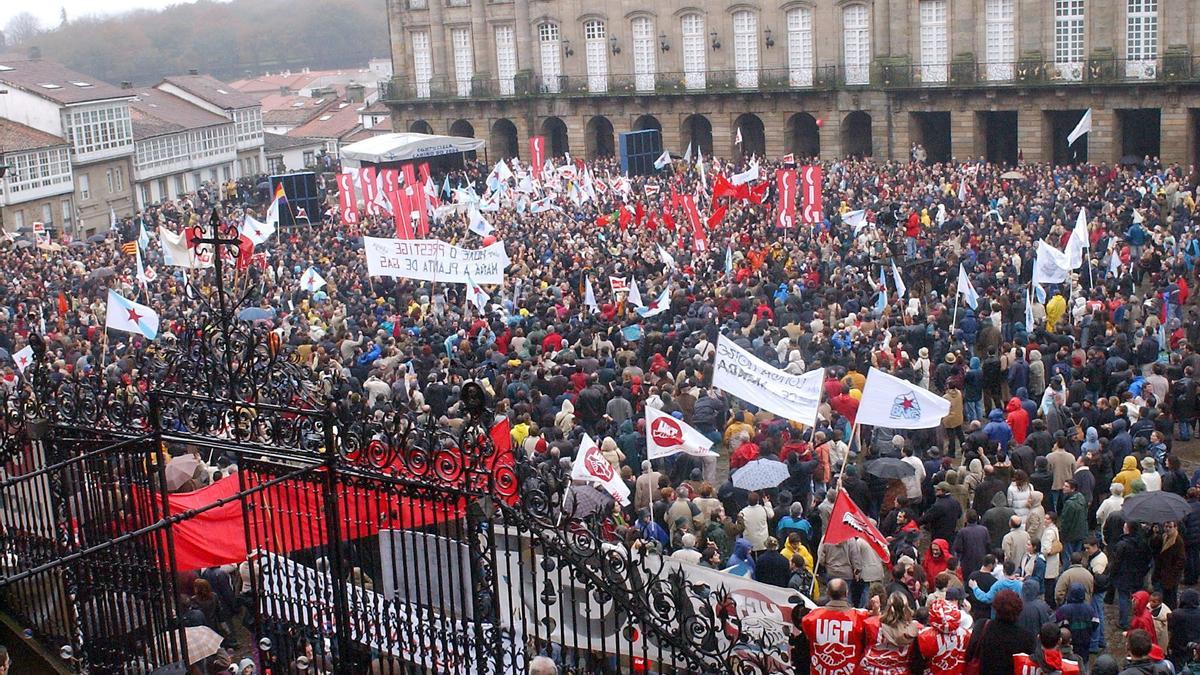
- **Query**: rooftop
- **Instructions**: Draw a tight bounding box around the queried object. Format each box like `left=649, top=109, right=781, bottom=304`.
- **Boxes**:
left=159, top=74, right=259, bottom=110
left=287, top=100, right=364, bottom=140
left=0, top=118, right=67, bottom=153
left=129, top=88, right=231, bottom=140
left=230, top=69, right=379, bottom=97
left=264, top=132, right=323, bottom=152
left=0, top=53, right=131, bottom=105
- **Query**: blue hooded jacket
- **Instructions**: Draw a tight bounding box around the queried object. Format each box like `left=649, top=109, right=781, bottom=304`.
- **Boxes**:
left=1054, top=583, right=1099, bottom=657
left=983, top=409, right=1013, bottom=447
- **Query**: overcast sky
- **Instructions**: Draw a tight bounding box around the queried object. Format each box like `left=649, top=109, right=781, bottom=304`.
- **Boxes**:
left=2, top=1, right=226, bottom=33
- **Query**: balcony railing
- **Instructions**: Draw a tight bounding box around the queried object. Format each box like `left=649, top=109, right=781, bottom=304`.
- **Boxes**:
left=381, top=56, right=1189, bottom=103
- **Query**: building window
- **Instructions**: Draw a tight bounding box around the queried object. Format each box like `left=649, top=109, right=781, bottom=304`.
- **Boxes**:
left=732, top=10, right=759, bottom=88
left=157, top=178, right=168, bottom=200
left=412, top=30, right=433, bottom=98
left=451, top=27, right=474, bottom=96
left=233, top=108, right=263, bottom=145
left=408, top=0, right=427, bottom=8
left=12, top=211, right=23, bottom=231
left=62, top=199, right=72, bottom=224
left=539, top=23, right=562, bottom=93
left=919, top=0, right=948, bottom=83
left=65, top=105, right=133, bottom=158
left=303, top=150, right=316, bottom=166
left=787, top=7, right=814, bottom=87
left=681, top=13, right=706, bottom=90
left=140, top=183, right=151, bottom=207
left=985, top=0, right=1016, bottom=80
left=79, top=174, right=90, bottom=201
left=223, top=165, right=232, bottom=181
left=42, top=203, right=53, bottom=225
left=114, top=167, right=124, bottom=192
left=106, top=169, right=114, bottom=193
left=1054, top=0, right=1085, bottom=81
left=5, top=147, right=72, bottom=197
left=631, top=16, right=656, bottom=92
left=174, top=175, right=185, bottom=195
left=584, top=20, right=608, bottom=93
left=1126, top=0, right=1157, bottom=78
left=495, top=25, right=517, bottom=95
left=843, top=3, right=871, bottom=85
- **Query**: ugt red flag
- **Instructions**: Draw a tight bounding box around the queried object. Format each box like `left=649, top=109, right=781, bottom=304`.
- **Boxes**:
left=336, top=171, right=359, bottom=225
left=529, top=135, right=546, bottom=178
left=800, top=165, right=824, bottom=225
left=824, top=491, right=891, bottom=567
left=775, top=168, right=797, bottom=229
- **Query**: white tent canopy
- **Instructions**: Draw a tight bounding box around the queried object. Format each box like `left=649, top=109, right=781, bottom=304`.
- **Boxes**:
left=339, top=132, right=484, bottom=166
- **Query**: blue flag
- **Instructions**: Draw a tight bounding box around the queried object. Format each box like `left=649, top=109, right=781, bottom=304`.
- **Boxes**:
left=622, top=324, right=643, bottom=342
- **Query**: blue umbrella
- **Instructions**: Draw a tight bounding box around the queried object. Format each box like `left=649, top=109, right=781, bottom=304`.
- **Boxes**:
left=238, top=307, right=276, bottom=322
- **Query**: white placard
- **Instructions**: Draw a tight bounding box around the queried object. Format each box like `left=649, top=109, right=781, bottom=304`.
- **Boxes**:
left=712, top=335, right=824, bottom=427
left=363, top=237, right=508, bottom=285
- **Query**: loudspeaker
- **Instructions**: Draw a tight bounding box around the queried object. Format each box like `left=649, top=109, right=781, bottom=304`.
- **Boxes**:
left=618, top=130, right=663, bottom=177
left=270, top=172, right=323, bottom=227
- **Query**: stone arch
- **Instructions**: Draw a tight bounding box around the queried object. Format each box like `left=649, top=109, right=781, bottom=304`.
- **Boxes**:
left=680, top=114, right=713, bottom=156
left=409, top=119, right=433, bottom=134
left=488, top=119, right=518, bottom=159
left=733, top=113, right=766, bottom=157
left=541, top=116, right=570, bottom=156
left=450, top=119, right=477, bottom=160
left=633, top=114, right=662, bottom=133
left=784, top=112, right=820, bottom=160
left=585, top=115, right=616, bottom=159
left=841, top=111, right=872, bottom=158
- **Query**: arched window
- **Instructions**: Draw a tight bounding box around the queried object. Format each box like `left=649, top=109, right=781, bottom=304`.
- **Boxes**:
left=842, top=4, right=870, bottom=85
left=732, top=10, right=758, bottom=88
left=681, top=13, right=706, bottom=90
left=919, top=0, right=947, bottom=83
left=539, top=23, right=562, bottom=93
left=787, top=7, right=814, bottom=87
left=1126, top=0, right=1158, bottom=78
left=985, top=0, right=1015, bottom=81
left=585, top=20, right=608, bottom=93
left=632, top=16, right=656, bottom=92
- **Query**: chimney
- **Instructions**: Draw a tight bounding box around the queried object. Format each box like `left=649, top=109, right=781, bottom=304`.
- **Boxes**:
left=120, top=81, right=132, bottom=89
left=279, top=85, right=291, bottom=96
left=28, top=46, right=41, bottom=60
left=346, top=83, right=365, bottom=103
left=188, top=68, right=199, bottom=75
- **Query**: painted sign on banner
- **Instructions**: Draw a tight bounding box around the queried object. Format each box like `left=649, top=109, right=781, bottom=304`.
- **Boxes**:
left=359, top=166, right=380, bottom=216
left=258, top=552, right=520, bottom=674
left=336, top=172, right=359, bottom=225
left=363, top=237, right=508, bottom=285
left=529, top=136, right=546, bottom=178
left=712, top=335, right=824, bottom=427
left=494, top=529, right=811, bottom=671
left=775, top=168, right=797, bottom=229
left=800, top=165, right=823, bottom=224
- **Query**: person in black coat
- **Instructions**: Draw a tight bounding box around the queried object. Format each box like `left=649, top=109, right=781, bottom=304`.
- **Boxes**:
left=1110, top=521, right=1154, bottom=629
left=919, top=482, right=963, bottom=544
left=1168, top=588, right=1200, bottom=667
left=964, top=588, right=1036, bottom=675
left=840, top=464, right=871, bottom=513
left=753, top=539, right=790, bottom=588
left=952, top=510, right=992, bottom=577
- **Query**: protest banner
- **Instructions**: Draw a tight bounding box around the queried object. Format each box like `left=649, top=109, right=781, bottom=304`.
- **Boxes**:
left=712, top=335, right=823, bottom=427
left=363, top=237, right=508, bottom=285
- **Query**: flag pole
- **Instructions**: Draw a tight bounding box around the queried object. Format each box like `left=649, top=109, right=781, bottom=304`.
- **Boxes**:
left=951, top=293, right=960, bottom=333
left=814, top=418, right=860, bottom=601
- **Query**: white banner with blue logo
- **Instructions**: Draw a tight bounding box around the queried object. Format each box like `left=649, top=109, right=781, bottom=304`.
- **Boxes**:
left=856, top=367, right=951, bottom=430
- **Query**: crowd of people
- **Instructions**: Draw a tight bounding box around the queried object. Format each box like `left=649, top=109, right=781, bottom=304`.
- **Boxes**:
left=5, top=146, right=1200, bottom=675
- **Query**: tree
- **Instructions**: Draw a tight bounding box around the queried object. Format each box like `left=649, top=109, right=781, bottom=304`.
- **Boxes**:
left=4, top=12, right=43, bottom=47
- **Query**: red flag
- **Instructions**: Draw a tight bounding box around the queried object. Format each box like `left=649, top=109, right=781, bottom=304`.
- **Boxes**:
left=618, top=206, right=633, bottom=231
left=594, top=214, right=610, bottom=229
left=712, top=174, right=737, bottom=200
left=775, top=168, right=798, bottom=229
left=670, top=186, right=681, bottom=210
left=635, top=201, right=646, bottom=226
left=706, top=205, right=727, bottom=229
left=336, top=172, right=359, bottom=225
left=662, top=210, right=676, bottom=231
left=380, top=168, right=400, bottom=195
left=418, top=163, right=431, bottom=185
left=824, top=491, right=891, bottom=567
left=749, top=182, right=769, bottom=205
left=391, top=191, right=415, bottom=239
left=401, top=164, right=417, bottom=190
left=359, top=167, right=379, bottom=216
left=529, top=136, right=546, bottom=178
left=800, top=165, right=824, bottom=224
left=645, top=210, right=659, bottom=231
left=683, top=195, right=707, bottom=253
left=57, top=291, right=69, bottom=316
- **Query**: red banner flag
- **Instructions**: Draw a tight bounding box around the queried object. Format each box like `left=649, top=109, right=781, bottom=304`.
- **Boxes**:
left=618, top=206, right=633, bottom=231
left=775, top=168, right=797, bottom=229
left=712, top=174, right=738, bottom=201
left=800, top=165, right=824, bottom=224
left=391, top=190, right=415, bottom=239
left=380, top=168, right=400, bottom=195
left=529, top=135, right=546, bottom=178
left=359, top=166, right=379, bottom=216
left=409, top=185, right=430, bottom=237
left=706, top=205, right=727, bottom=229
left=401, top=164, right=417, bottom=189
left=418, top=162, right=431, bottom=185
left=683, top=195, right=707, bottom=252
left=824, top=491, right=891, bottom=567
left=662, top=210, right=676, bottom=231
left=336, top=172, right=359, bottom=225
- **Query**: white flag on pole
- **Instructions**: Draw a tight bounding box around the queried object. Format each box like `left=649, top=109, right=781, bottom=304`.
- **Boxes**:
left=1032, top=240, right=1070, bottom=286
left=856, top=367, right=951, bottom=430
left=957, top=263, right=979, bottom=310
left=12, top=345, right=33, bottom=374
left=635, top=286, right=671, bottom=318
left=627, top=278, right=644, bottom=308
left=653, top=149, right=672, bottom=170
left=658, top=245, right=677, bottom=270
left=890, top=259, right=907, bottom=298
left=1065, top=208, right=1089, bottom=269
left=584, top=277, right=598, bottom=313
left=646, top=407, right=716, bottom=459
left=465, top=271, right=489, bottom=313
left=105, top=290, right=159, bottom=340
left=1025, top=285, right=1035, bottom=330
left=241, top=213, right=276, bottom=246
left=300, top=266, right=327, bottom=293
left=468, top=206, right=494, bottom=236
left=843, top=209, right=868, bottom=234
left=1067, top=109, right=1092, bottom=146
left=734, top=127, right=743, bottom=146
left=682, top=143, right=693, bottom=163
left=571, top=433, right=631, bottom=504
left=730, top=164, right=759, bottom=186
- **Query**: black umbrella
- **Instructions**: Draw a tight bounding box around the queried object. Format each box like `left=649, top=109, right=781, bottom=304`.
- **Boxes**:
left=1122, top=491, right=1191, bottom=524
left=864, top=458, right=915, bottom=480
left=87, top=266, right=116, bottom=281
left=86, top=233, right=107, bottom=243
left=12, top=240, right=33, bottom=249
left=562, top=484, right=614, bottom=518
left=1119, top=154, right=1142, bottom=166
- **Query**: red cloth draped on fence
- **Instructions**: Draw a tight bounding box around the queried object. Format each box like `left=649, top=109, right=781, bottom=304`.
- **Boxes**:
left=143, top=422, right=515, bottom=570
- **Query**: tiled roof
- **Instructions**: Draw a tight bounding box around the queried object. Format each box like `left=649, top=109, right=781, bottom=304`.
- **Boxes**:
left=129, top=88, right=231, bottom=140
left=264, top=132, right=322, bottom=152
left=287, top=100, right=363, bottom=140
left=159, top=74, right=259, bottom=109
left=0, top=118, right=67, bottom=152
left=0, top=53, right=130, bottom=105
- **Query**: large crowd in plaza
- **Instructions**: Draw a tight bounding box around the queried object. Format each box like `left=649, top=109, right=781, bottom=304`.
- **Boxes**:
left=5, top=145, right=1200, bottom=675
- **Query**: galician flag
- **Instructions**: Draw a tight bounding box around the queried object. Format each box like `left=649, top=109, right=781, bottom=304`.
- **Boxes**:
left=627, top=278, right=644, bottom=308
left=105, top=290, right=159, bottom=340
left=465, top=271, right=489, bottom=312
left=957, top=263, right=979, bottom=310
left=300, top=267, right=326, bottom=293
left=856, top=367, right=951, bottom=430
left=653, top=149, right=671, bottom=170
left=571, top=433, right=630, bottom=505
left=12, top=345, right=34, bottom=374
left=890, top=259, right=907, bottom=298
left=636, top=286, right=671, bottom=318
left=646, top=406, right=716, bottom=460
left=241, top=212, right=276, bottom=246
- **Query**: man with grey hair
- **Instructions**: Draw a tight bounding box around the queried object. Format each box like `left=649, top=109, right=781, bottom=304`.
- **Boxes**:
left=528, top=655, right=557, bottom=674
left=1001, top=514, right=1029, bottom=566
left=1095, top=483, right=1125, bottom=539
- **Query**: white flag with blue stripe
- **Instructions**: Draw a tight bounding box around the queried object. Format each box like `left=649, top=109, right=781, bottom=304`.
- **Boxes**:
left=105, top=290, right=159, bottom=340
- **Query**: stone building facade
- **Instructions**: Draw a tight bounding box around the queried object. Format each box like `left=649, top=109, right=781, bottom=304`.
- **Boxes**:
left=383, top=0, right=1200, bottom=165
